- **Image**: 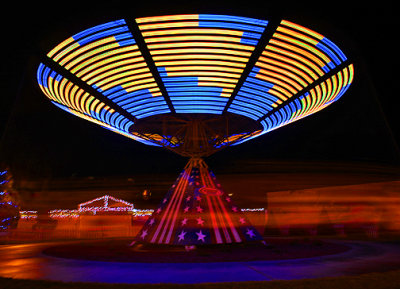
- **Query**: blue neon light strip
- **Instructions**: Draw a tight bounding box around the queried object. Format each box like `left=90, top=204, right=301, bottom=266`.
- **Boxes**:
left=74, top=26, right=130, bottom=46
left=198, top=14, right=268, bottom=27
left=320, top=37, right=347, bottom=62
left=102, top=85, right=170, bottom=118
left=72, top=20, right=127, bottom=43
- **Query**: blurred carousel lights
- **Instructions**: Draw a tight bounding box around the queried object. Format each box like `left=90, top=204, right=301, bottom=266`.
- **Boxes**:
left=47, top=195, right=154, bottom=218
left=19, top=211, right=38, bottom=219
left=49, top=209, right=79, bottom=219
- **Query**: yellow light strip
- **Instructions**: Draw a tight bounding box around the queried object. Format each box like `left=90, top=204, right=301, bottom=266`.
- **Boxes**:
left=95, top=102, right=105, bottom=115
left=91, top=67, right=150, bottom=86
left=149, top=87, right=161, bottom=93
left=281, top=20, right=324, bottom=40
left=142, top=28, right=243, bottom=37
left=266, top=46, right=324, bottom=77
left=46, top=76, right=58, bottom=103
left=305, top=89, right=317, bottom=114
left=314, top=85, right=323, bottom=109
left=47, top=37, right=75, bottom=58
left=85, top=96, right=95, bottom=114
left=276, top=27, right=319, bottom=45
left=198, top=76, right=239, bottom=83
left=164, top=65, right=243, bottom=74
left=39, top=84, right=54, bottom=102
left=76, top=89, right=87, bottom=113
left=64, top=42, right=122, bottom=70
left=156, top=60, right=246, bottom=68
left=266, top=87, right=288, bottom=102
left=256, top=61, right=307, bottom=87
left=153, top=53, right=248, bottom=63
left=198, top=81, right=236, bottom=88
left=57, top=78, right=68, bottom=105
left=69, top=84, right=80, bottom=111
left=72, top=88, right=83, bottom=112
left=348, top=64, right=354, bottom=84
left=64, top=81, right=74, bottom=109
left=151, top=48, right=252, bottom=57
left=69, top=46, right=140, bottom=74
left=59, top=36, right=117, bottom=67
left=274, top=33, right=332, bottom=64
left=261, top=51, right=318, bottom=80
left=136, top=14, right=199, bottom=23
left=222, top=87, right=234, bottom=93
left=255, top=73, right=297, bottom=95
left=258, top=55, right=313, bottom=84
left=307, top=88, right=320, bottom=116
left=139, top=22, right=199, bottom=30
left=89, top=98, right=100, bottom=115
left=257, top=68, right=303, bottom=91
left=147, top=42, right=254, bottom=51
left=52, top=44, right=79, bottom=64
left=99, top=73, right=153, bottom=91
left=269, top=39, right=326, bottom=69
left=325, top=77, right=334, bottom=103
left=79, top=55, right=146, bottom=80
left=84, top=62, right=148, bottom=84
left=164, top=71, right=241, bottom=78
left=145, top=35, right=243, bottom=44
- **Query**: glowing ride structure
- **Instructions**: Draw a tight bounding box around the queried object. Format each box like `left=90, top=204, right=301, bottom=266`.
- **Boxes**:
left=36, top=14, right=354, bottom=245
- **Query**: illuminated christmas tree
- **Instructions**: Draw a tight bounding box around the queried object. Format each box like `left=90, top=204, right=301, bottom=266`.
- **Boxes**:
left=0, top=167, right=20, bottom=231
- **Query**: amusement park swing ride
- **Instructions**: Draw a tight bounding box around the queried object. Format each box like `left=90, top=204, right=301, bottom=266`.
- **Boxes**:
left=36, top=13, right=353, bottom=246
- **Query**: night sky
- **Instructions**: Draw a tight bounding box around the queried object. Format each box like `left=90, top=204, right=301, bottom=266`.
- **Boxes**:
left=0, top=0, right=397, bottom=180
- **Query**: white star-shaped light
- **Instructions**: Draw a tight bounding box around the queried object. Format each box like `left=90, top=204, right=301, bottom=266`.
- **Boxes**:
left=181, top=218, right=188, bottom=225
left=178, top=230, right=186, bottom=241
left=140, top=229, right=148, bottom=239
left=246, top=228, right=255, bottom=238
left=196, top=217, right=205, bottom=226
left=196, top=230, right=206, bottom=242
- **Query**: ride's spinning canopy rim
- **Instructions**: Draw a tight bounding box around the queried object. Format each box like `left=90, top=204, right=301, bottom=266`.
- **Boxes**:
left=37, top=14, right=354, bottom=157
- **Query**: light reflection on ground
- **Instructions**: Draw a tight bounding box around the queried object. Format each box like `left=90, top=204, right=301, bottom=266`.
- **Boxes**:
left=0, top=238, right=400, bottom=284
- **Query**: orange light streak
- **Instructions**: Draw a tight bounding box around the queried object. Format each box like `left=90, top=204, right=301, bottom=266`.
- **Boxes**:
left=150, top=48, right=252, bottom=57
left=145, top=35, right=244, bottom=44
left=164, top=65, right=244, bottom=74
left=153, top=53, right=248, bottom=63
left=147, top=42, right=255, bottom=51
left=136, top=14, right=199, bottom=23
left=281, top=20, right=324, bottom=40
left=262, top=50, right=319, bottom=80
left=156, top=60, right=246, bottom=68
left=142, top=28, right=243, bottom=37
left=266, top=46, right=324, bottom=77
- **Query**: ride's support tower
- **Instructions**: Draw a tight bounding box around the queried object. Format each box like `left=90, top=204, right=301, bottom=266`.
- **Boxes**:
left=134, top=158, right=263, bottom=245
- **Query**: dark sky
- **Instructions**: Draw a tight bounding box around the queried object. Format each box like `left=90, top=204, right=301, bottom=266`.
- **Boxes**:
left=0, top=0, right=397, bottom=179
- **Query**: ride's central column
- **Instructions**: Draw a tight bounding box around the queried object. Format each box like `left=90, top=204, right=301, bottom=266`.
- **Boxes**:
left=133, top=158, right=263, bottom=246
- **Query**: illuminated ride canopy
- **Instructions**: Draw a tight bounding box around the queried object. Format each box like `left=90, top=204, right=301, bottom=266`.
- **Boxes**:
left=36, top=14, right=354, bottom=245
